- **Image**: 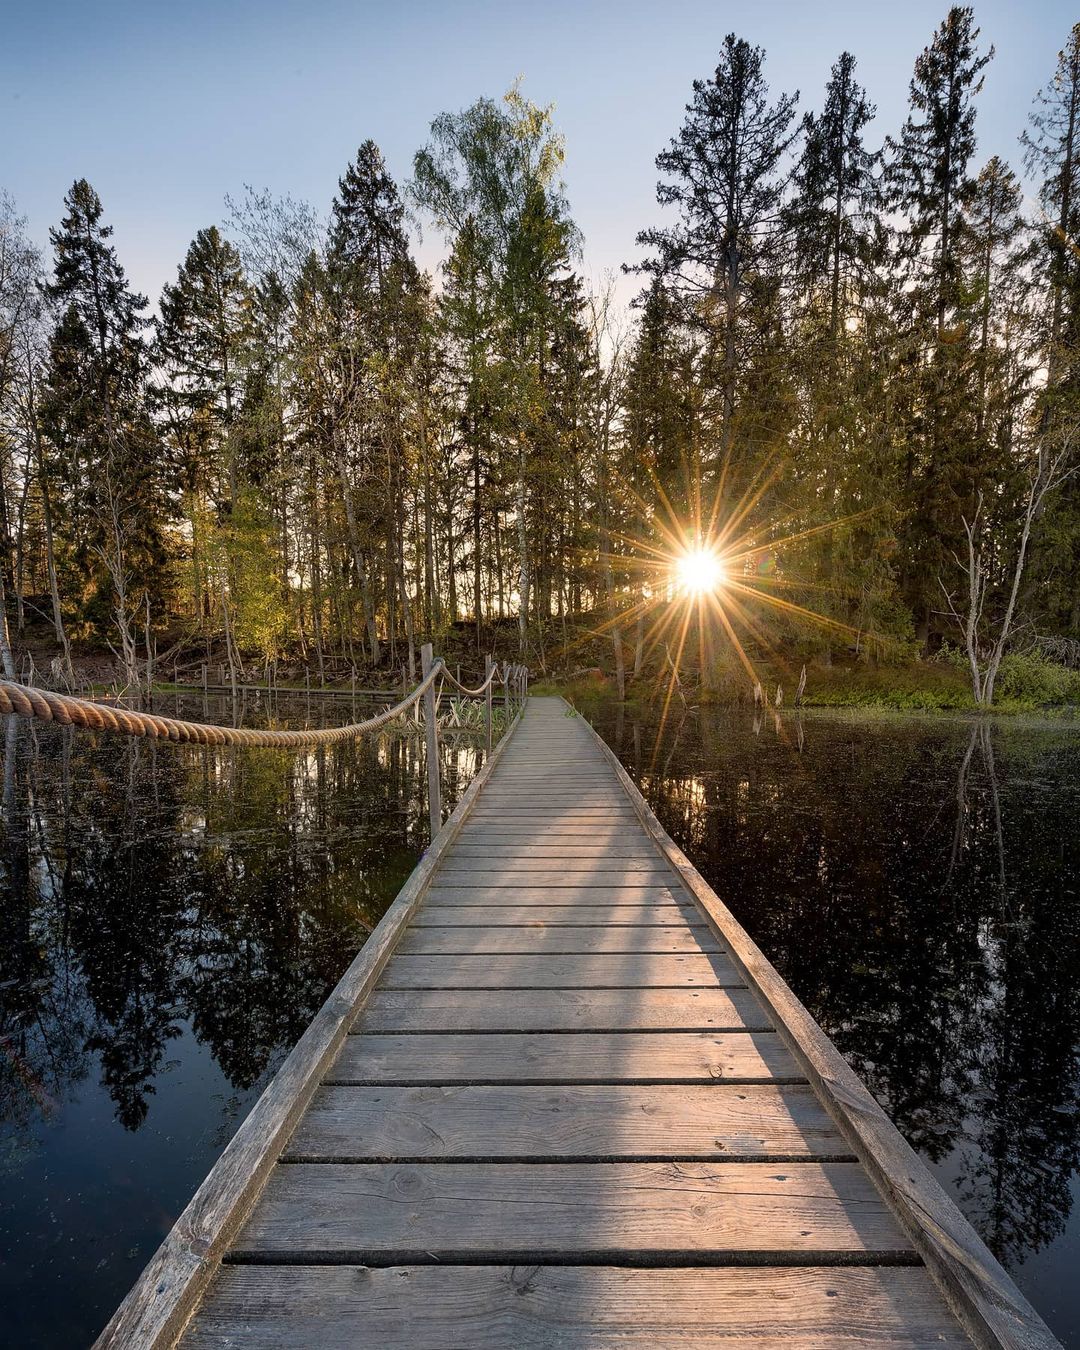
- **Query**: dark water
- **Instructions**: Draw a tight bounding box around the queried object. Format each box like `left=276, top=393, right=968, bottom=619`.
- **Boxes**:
left=583, top=701, right=1080, bottom=1346
left=0, top=691, right=484, bottom=1347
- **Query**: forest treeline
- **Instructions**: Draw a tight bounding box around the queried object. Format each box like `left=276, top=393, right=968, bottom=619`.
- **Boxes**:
left=1, top=8, right=1079, bottom=696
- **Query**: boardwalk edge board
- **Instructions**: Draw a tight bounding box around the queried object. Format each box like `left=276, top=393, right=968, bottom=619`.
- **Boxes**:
left=91, top=703, right=526, bottom=1350
left=569, top=698, right=1059, bottom=1350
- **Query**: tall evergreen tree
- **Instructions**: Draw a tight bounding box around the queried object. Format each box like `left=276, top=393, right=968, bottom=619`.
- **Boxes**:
left=635, top=35, right=798, bottom=486
left=1022, top=23, right=1080, bottom=634
left=1022, top=22, right=1080, bottom=412
left=157, top=226, right=251, bottom=510
left=887, top=7, right=993, bottom=640
left=788, top=52, right=881, bottom=345
left=40, top=180, right=168, bottom=660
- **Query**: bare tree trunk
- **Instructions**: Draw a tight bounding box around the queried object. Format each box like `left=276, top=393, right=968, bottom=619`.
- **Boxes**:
left=0, top=565, right=16, bottom=679
left=516, top=441, right=529, bottom=655
left=333, top=439, right=380, bottom=665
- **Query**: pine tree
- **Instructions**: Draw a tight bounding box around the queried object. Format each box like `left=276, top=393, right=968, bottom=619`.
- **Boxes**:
left=157, top=226, right=251, bottom=510
left=327, top=140, right=421, bottom=671
left=1024, top=23, right=1080, bottom=423
left=40, top=180, right=169, bottom=662
left=1022, top=23, right=1080, bottom=634
left=788, top=52, right=881, bottom=346
left=887, top=7, right=993, bottom=640
left=635, top=35, right=798, bottom=485
left=784, top=53, right=892, bottom=636
left=888, top=6, right=993, bottom=336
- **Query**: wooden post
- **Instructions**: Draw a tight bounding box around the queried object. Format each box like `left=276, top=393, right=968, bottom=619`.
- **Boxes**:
left=502, top=663, right=510, bottom=720
left=421, top=643, right=441, bottom=841
left=485, top=654, right=493, bottom=755
left=201, top=664, right=207, bottom=695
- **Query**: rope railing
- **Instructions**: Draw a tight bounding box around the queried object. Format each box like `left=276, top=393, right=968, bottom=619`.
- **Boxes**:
left=0, top=643, right=529, bottom=838
left=0, top=665, right=441, bottom=749
left=440, top=663, right=500, bottom=697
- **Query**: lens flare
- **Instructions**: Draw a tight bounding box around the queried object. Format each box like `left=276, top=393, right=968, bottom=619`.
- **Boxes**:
left=676, top=548, right=725, bottom=595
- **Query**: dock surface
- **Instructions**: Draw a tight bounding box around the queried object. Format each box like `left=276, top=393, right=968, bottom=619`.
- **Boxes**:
left=103, top=697, right=1058, bottom=1348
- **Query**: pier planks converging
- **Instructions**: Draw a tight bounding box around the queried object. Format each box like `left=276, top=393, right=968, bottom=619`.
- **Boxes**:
left=100, top=697, right=1059, bottom=1348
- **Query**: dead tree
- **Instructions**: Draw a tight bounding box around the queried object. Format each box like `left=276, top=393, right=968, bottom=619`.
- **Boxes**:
left=941, top=431, right=1076, bottom=706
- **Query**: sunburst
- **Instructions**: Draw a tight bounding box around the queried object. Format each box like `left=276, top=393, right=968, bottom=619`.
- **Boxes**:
left=563, top=451, right=887, bottom=755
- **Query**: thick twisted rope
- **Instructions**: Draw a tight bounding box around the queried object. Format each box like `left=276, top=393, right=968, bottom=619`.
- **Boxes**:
left=440, top=663, right=502, bottom=697
left=0, top=664, right=443, bottom=748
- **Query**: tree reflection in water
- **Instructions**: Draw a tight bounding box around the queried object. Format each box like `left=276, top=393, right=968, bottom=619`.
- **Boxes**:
left=0, top=698, right=482, bottom=1346
left=593, top=702, right=1080, bottom=1342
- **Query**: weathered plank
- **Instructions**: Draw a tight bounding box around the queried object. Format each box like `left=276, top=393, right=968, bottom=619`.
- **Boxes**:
left=355, top=987, right=773, bottom=1033
left=231, top=1162, right=916, bottom=1262
left=453, top=829, right=653, bottom=842
left=328, top=1030, right=802, bottom=1085
left=437, top=864, right=676, bottom=881
left=397, top=924, right=723, bottom=954
left=183, top=1265, right=972, bottom=1349
left=284, top=1084, right=846, bottom=1161
left=449, top=844, right=663, bottom=857
left=423, top=884, right=690, bottom=904
left=466, top=811, right=643, bottom=823
left=378, top=951, right=743, bottom=988
left=412, top=903, right=703, bottom=926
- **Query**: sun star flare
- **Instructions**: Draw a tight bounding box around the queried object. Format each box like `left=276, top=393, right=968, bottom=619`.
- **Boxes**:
left=676, top=547, right=726, bottom=596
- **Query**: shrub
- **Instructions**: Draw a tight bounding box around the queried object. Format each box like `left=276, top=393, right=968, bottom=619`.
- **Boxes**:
left=994, top=650, right=1080, bottom=705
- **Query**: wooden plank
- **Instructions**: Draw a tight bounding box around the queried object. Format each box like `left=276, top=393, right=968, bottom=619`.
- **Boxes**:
left=574, top=700, right=1059, bottom=1350
left=379, top=952, right=743, bottom=988
left=437, top=863, right=674, bottom=878
left=423, top=885, right=692, bottom=906
left=184, top=1265, right=969, bottom=1349
left=412, top=903, right=703, bottom=925
left=231, top=1162, right=916, bottom=1263
left=453, top=828, right=653, bottom=841
left=449, top=844, right=663, bottom=857
left=397, top=925, right=723, bottom=954
left=466, top=810, right=642, bottom=822
left=477, top=789, right=626, bottom=797
left=284, top=1084, right=846, bottom=1161
left=355, top=988, right=773, bottom=1033
left=89, top=698, right=531, bottom=1350
left=329, top=1030, right=802, bottom=1085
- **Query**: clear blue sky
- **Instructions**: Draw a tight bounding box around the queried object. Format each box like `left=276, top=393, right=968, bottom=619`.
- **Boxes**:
left=2, top=0, right=1076, bottom=307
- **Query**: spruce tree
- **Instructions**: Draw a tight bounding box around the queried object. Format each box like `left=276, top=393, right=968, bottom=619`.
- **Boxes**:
left=1023, top=22, right=1080, bottom=414
left=40, top=180, right=168, bottom=652
left=157, top=226, right=251, bottom=510
left=788, top=52, right=881, bottom=345
left=635, top=35, right=798, bottom=484
left=1022, top=23, right=1080, bottom=634
left=887, top=7, right=993, bottom=641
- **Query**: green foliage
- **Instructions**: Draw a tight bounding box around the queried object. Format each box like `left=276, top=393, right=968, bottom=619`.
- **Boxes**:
left=221, top=491, right=289, bottom=660
left=994, top=650, right=1080, bottom=706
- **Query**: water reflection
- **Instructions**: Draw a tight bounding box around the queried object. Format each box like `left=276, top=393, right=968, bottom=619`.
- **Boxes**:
left=589, top=702, right=1080, bottom=1344
left=0, top=698, right=483, bottom=1346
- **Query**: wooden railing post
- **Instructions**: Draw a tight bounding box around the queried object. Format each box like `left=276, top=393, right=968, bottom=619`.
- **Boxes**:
left=502, top=663, right=510, bottom=720
left=421, top=643, right=441, bottom=841
left=485, top=654, right=493, bottom=755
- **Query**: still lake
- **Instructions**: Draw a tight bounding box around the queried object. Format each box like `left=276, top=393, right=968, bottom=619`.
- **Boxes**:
left=2, top=694, right=1078, bottom=1345
left=582, top=700, right=1080, bottom=1347
left=0, top=690, right=485, bottom=1347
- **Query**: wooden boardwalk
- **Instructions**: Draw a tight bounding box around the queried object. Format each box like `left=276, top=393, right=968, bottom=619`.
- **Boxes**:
left=100, top=697, right=1059, bottom=1348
